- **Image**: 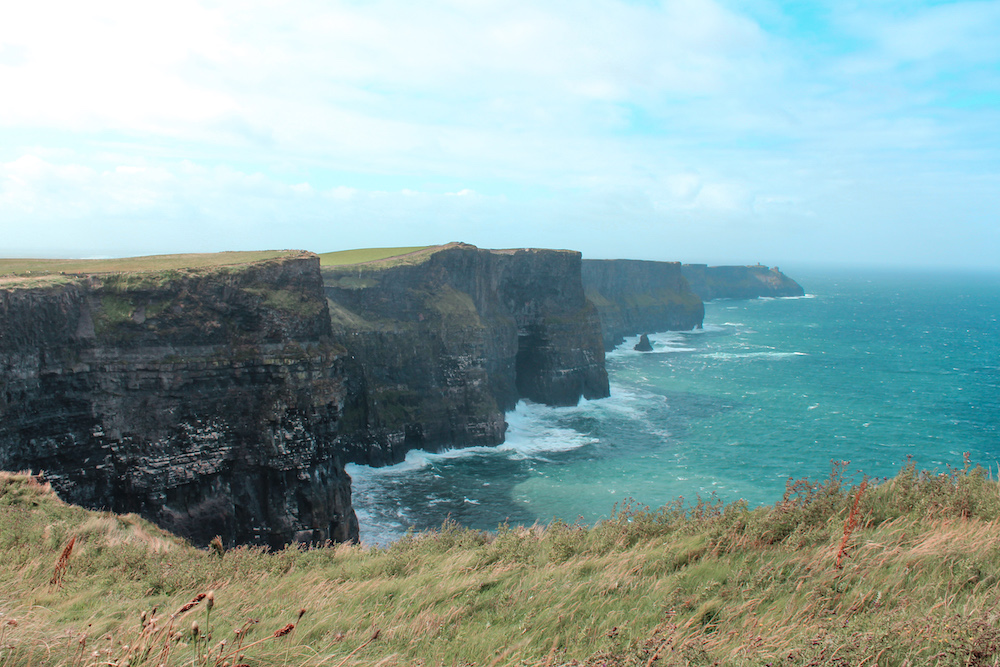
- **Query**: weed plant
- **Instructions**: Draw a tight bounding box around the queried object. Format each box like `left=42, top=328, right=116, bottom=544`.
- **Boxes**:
left=2, top=458, right=999, bottom=666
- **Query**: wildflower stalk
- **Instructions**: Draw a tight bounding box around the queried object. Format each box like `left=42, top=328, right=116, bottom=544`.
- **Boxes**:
left=835, top=480, right=868, bottom=569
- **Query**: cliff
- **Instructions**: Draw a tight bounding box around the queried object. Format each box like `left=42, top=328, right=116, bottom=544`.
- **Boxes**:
left=581, top=259, right=705, bottom=351
left=322, top=243, right=609, bottom=466
left=0, top=252, right=357, bottom=548
left=681, top=264, right=804, bottom=300
left=0, top=243, right=613, bottom=545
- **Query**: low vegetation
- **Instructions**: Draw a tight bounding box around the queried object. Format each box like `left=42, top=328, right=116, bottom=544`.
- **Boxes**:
left=2, top=459, right=999, bottom=666
left=0, top=251, right=298, bottom=276
left=318, top=246, right=437, bottom=268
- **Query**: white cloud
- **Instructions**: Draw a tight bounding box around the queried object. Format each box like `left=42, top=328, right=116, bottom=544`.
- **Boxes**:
left=0, top=0, right=774, bottom=170
left=0, top=0, right=235, bottom=131
left=0, top=0, right=997, bottom=268
left=853, top=1, right=1000, bottom=65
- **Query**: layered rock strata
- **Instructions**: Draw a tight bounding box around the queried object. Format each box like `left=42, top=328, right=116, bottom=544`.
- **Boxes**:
left=323, top=243, right=609, bottom=466
left=0, top=253, right=357, bottom=548
left=681, top=264, right=804, bottom=301
left=581, top=259, right=705, bottom=351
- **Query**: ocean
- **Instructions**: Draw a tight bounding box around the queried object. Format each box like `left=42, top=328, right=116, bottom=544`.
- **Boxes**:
left=348, top=268, right=1000, bottom=545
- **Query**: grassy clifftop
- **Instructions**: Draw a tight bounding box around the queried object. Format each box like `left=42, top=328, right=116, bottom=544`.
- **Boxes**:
left=2, top=461, right=999, bottom=666
left=0, top=251, right=308, bottom=288
left=318, top=245, right=440, bottom=268
left=317, top=244, right=580, bottom=270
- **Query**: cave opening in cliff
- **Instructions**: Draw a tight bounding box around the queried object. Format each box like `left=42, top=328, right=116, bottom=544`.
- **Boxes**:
left=514, top=327, right=546, bottom=403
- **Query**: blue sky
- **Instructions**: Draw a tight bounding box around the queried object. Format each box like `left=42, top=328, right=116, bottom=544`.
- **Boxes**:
left=1, top=0, right=998, bottom=268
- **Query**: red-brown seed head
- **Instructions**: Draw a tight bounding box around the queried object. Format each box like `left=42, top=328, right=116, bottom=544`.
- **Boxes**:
left=272, top=624, right=295, bottom=638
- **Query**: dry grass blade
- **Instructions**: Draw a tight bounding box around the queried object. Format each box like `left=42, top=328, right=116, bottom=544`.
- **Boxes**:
left=644, top=638, right=669, bottom=667
left=321, top=629, right=381, bottom=667
left=542, top=635, right=559, bottom=667
left=216, top=618, right=301, bottom=664
left=175, top=592, right=208, bottom=616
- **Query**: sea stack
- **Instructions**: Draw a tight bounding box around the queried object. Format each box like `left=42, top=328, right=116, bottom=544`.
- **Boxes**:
left=634, top=334, right=653, bottom=352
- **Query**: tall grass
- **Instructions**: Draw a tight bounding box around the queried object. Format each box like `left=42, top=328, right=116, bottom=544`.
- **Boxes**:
left=2, top=460, right=999, bottom=665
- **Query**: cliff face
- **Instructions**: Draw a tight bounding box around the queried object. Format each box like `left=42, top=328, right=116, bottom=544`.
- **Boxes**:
left=681, top=265, right=804, bottom=301
left=323, top=244, right=609, bottom=466
left=581, top=260, right=705, bottom=351
left=0, top=254, right=358, bottom=548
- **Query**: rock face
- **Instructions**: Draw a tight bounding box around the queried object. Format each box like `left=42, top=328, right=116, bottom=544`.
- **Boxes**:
left=634, top=334, right=653, bottom=352
left=681, top=265, right=804, bottom=301
left=323, top=244, right=610, bottom=466
left=581, top=259, right=704, bottom=351
left=0, top=254, right=358, bottom=548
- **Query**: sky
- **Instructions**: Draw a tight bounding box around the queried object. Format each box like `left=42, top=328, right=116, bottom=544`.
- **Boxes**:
left=1, top=0, right=999, bottom=269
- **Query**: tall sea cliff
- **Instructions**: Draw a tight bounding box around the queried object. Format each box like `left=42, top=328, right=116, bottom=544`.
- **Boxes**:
left=324, top=243, right=610, bottom=466
left=0, top=246, right=805, bottom=548
left=0, top=253, right=357, bottom=548
left=681, top=264, right=804, bottom=300
left=0, top=244, right=614, bottom=546
left=581, top=259, right=705, bottom=350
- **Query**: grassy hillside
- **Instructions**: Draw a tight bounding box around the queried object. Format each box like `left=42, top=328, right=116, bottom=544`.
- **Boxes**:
left=2, top=461, right=999, bottom=666
left=0, top=251, right=303, bottom=287
left=0, top=251, right=299, bottom=275
left=317, top=246, right=438, bottom=268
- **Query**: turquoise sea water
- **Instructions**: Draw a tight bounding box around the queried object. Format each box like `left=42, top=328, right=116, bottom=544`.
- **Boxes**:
left=349, top=268, right=1000, bottom=545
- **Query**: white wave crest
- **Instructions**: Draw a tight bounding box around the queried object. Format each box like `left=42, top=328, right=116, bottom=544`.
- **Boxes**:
left=702, top=351, right=809, bottom=360
left=500, top=401, right=598, bottom=457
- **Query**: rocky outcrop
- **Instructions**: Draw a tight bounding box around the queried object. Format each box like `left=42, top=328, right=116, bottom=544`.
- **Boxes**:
left=634, top=334, right=653, bottom=352
left=323, top=243, right=609, bottom=466
left=581, top=259, right=704, bottom=351
left=681, top=264, right=804, bottom=301
left=0, top=254, right=358, bottom=548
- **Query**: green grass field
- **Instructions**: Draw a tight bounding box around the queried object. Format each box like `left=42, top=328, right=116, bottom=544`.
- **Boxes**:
left=0, top=251, right=301, bottom=287
left=318, top=245, right=443, bottom=268
left=2, top=460, right=999, bottom=666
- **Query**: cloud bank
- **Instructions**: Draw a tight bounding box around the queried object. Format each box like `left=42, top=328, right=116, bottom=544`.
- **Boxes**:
left=1, top=0, right=998, bottom=267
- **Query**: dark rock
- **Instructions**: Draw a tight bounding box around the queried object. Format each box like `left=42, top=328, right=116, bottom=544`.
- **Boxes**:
left=634, top=334, right=653, bottom=352
left=581, top=259, right=704, bottom=351
left=0, top=254, right=358, bottom=548
left=323, top=243, right=610, bottom=466
left=681, top=264, right=804, bottom=301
